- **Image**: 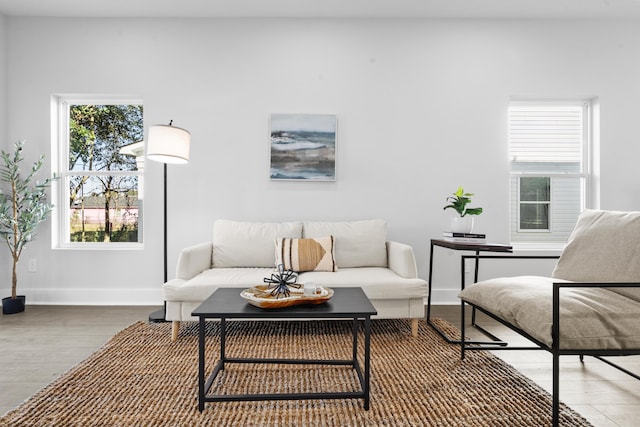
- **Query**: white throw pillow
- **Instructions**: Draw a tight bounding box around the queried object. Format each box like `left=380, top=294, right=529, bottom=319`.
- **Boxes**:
left=302, top=219, right=387, bottom=268
left=552, top=210, right=640, bottom=302
left=213, top=220, right=303, bottom=268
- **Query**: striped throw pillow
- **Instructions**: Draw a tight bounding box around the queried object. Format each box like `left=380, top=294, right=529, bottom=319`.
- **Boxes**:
left=275, top=236, right=337, bottom=272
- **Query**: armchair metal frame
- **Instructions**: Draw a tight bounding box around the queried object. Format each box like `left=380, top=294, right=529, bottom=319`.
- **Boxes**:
left=459, top=254, right=640, bottom=427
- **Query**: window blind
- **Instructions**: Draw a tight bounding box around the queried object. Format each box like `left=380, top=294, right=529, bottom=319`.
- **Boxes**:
left=509, top=104, right=583, bottom=167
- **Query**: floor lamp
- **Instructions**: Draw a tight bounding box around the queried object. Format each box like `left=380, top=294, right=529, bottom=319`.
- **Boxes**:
left=146, top=120, right=191, bottom=323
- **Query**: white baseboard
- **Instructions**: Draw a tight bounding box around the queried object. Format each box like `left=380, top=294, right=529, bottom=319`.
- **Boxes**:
left=22, top=288, right=163, bottom=306
left=428, top=289, right=462, bottom=305
left=18, top=288, right=458, bottom=307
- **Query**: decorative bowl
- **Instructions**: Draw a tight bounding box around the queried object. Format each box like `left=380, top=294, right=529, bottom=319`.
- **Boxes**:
left=240, top=285, right=333, bottom=309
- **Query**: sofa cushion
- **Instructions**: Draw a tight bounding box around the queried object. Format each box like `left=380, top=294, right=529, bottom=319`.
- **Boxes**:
left=303, top=219, right=387, bottom=268
left=275, top=236, right=337, bottom=272
left=552, top=210, right=640, bottom=301
left=213, top=220, right=302, bottom=268
left=165, top=267, right=427, bottom=302
left=459, top=276, right=640, bottom=350
left=299, top=268, right=427, bottom=300
left=164, top=268, right=275, bottom=302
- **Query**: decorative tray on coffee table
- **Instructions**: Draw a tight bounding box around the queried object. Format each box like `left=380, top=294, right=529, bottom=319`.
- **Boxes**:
left=240, top=285, right=334, bottom=309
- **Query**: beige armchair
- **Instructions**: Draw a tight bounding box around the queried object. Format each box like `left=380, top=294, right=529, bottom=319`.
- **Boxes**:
left=458, top=209, right=640, bottom=427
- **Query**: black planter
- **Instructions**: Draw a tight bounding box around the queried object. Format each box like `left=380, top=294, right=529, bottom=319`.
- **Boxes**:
left=2, top=295, right=26, bottom=315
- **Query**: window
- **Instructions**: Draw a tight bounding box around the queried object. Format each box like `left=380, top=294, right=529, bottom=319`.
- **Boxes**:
left=509, top=100, right=594, bottom=246
left=52, top=95, right=144, bottom=248
left=519, top=176, right=550, bottom=230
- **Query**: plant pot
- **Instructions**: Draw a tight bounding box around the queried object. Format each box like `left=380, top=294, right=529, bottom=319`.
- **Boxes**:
left=2, top=295, right=26, bottom=315
left=450, top=216, right=474, bottom=233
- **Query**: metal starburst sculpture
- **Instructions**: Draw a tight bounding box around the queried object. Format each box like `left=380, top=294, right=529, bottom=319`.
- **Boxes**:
left=263, top=264, right=300, bottom=298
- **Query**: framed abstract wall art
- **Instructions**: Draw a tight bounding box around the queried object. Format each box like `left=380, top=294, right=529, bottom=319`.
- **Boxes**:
left=269, top=113, right=337, bottom=181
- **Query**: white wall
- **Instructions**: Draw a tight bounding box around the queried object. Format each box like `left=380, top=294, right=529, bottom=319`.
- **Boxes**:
left=2, top=18, right=640, bottom=305
left=0, top=14, right=6, bottom=145
left=0, top=14, right=8, bottom=288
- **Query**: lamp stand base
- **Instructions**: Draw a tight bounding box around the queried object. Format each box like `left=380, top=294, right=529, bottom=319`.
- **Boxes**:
left=148, top=307, right=167, bottom=323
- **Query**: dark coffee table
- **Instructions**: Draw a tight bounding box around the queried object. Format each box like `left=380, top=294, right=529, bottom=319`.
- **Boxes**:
left=191, top=287, right=378, bottom=412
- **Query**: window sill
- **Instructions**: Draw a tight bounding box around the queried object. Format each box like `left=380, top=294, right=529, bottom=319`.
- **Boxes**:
left=510, top=242, right=565, bottom=255
left=53, top=242, right=144, bottom=250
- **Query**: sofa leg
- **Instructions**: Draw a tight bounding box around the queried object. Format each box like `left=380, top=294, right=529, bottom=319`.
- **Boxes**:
left=171, top=321, right=181, bottom=342
left=410, top=318, right=419, bottom=337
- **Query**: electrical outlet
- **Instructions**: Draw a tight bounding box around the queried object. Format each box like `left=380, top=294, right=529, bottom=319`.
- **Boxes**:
left=464, top=258, right=474, bottom=274
left=28, top=258, right=37, bottom=272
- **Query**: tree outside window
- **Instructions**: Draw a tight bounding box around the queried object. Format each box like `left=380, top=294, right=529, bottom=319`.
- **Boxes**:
left=56, top=99, right=144, bottom=246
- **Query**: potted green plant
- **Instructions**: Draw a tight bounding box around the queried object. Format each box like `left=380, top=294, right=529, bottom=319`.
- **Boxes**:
left=443, top=186, right=483, bottom=233
left=0, top=141, right=55, bottom=315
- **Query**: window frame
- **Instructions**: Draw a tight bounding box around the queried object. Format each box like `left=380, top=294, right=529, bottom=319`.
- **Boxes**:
left=51, top=94, right=144, bottom=250
left=508, top=99, right=595, bottom=248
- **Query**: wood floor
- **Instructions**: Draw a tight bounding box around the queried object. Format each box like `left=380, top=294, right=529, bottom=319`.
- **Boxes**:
left=0, top=306, right=151, bottom=417
left=430, top=305, right=640, bottom=427
left=1, top=305, right=639, bottom=426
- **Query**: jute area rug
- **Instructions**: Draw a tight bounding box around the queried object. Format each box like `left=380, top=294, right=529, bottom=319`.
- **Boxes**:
left=0, top=319, right=591, bottom=427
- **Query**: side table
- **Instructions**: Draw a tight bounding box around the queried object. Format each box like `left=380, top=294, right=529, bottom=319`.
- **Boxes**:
left=426, top=238, right=513, bottom=344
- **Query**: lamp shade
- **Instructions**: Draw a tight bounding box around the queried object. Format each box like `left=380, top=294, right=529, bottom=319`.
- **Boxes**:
left=146, top=124, right=191, bottom=164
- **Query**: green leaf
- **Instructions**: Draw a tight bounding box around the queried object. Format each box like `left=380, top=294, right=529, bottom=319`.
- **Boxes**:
left=443, top=186, right=482, bottom=217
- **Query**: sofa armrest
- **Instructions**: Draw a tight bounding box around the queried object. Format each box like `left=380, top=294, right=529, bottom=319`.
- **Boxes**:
left=387, top=241, right=419, bottom=279
left=175, top=242, right=213, bottom=280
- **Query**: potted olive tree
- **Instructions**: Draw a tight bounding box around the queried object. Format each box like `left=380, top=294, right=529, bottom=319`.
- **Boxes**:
left=0, top=141, right=55, bottom=314
left=443, top=186, right=483, bottom=233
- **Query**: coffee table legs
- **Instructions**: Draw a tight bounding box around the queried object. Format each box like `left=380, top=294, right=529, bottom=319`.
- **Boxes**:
left=350, top=317, right=371, bottom=410
left=197, top=317, right=372, bottom=412
left=364, top=316, right=371, bottom=410
left=198, top=317, right=205, bottom=412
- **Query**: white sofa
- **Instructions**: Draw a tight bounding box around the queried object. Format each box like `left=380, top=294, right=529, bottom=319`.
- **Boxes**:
left=164, top=219, right=428, bottom=340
